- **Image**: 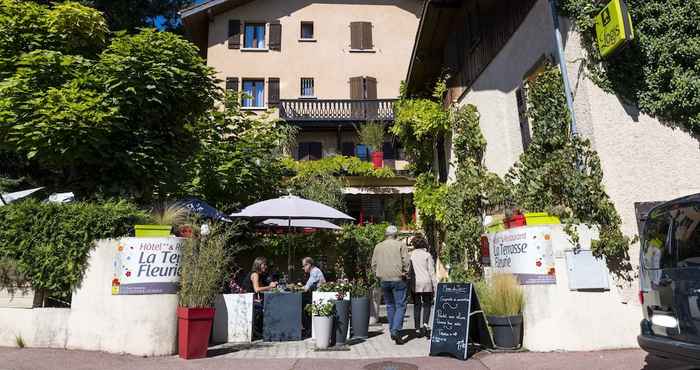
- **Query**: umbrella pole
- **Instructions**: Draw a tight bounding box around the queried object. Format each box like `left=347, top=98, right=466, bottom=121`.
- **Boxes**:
left=288, top=217, right=293, bottom=282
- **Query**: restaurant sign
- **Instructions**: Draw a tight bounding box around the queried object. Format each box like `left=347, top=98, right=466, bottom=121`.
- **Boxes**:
left=490, top=226, right=556, bottom=285
left=595, top=0, right=634, bottom=58
left=112, top=237, right=184, bottom=295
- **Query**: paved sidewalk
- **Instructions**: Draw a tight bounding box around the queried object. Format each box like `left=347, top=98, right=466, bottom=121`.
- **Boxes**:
left=0, top=347, right=689, bottom=370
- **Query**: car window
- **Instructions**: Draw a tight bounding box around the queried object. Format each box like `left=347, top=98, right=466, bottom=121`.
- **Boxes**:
left=674, top=205, right=700, bottom=268
left=642, top=211, right=672, bottom=270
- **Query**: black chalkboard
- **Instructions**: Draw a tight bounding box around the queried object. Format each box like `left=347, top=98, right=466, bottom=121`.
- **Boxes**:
left=429, top=283, right=492, bottom=360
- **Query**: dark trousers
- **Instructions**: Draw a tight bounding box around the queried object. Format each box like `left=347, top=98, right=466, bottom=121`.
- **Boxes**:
left=412, top=291, right=433, bottom=329
left=253, top=300, right=263, bottom=339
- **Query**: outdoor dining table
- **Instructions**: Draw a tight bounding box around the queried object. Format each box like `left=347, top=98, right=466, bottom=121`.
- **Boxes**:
left=262, top=290, right=311, bottom=341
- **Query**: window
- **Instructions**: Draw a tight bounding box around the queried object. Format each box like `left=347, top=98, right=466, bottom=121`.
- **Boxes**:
left=300, top=22, right=314, bottom=39
left=298, top=142, right=322, bottom=161
left=341, top=142, right=356, bottom=157
left=301, top=78, right=314, bottom=97
left=244, top=23, right=265, bottom=49
left=242, top=79, right=264, bottom=108
left=350, top=22, right=373, bottom=50
left=675, top=205, right=700, bottom=268
left=349, top=76, right=377, bottom=99
left=642, top=211, right=672, bottom=270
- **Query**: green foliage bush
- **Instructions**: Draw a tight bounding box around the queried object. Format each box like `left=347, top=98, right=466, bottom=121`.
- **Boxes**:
left=558, top=0, right=700, bottom=136
left=357, top=122, right=385, bottom=152
left=0, top=199, right=148, bottom=302
left=392, top=98, right=449, bottom=174
left=283, top=155, right=395, bottom=179
left=336, top=223, right=387, bottom=287
left=505, top=66, right=633, bottom=279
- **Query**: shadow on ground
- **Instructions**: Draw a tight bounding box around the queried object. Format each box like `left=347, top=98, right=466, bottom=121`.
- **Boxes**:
left=642, top=354, right=700, bottom=370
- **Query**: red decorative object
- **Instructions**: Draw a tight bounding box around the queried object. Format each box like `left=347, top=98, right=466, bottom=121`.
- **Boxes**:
left=505, top=212, right=526, bottom=228
left=177, top=307, right=215, bottom=360
left=178, top=225, right=193, bottom=238
left=371, top=151, right=384, bottom=168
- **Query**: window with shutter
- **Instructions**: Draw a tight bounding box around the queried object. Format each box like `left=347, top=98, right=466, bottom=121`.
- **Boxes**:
left=361, top=22, right=373, bottom=49
left=268, top=78, right=280, bottom=108
left=350, top=22, right=362, bottom=50
left=242, top=79, right=265, bottom=108
left=228, top=20, right=241, bottom=49
left=269, top=22, right=281, bottom=50
left=225, top=77, right=239, bottom=92
left=244, top=23, right=266, bottom=49
left=364, top=77, right=377, bottom=99
left=349, top=77, right=364, bottom=99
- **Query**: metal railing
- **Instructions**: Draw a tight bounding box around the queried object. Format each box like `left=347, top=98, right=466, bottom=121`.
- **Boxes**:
left=279, top=99, right=396, bottom=122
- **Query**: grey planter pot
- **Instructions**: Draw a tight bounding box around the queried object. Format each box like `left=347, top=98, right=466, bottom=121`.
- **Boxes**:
left=333, top=300, right=350, bottom=346
left=369, top=287, right=381, bottom=325
left=313, top=316, right=333, bottom=349
left=351, top=296, right=370, bottom=339
left=487, top=315, right=523, bottom=349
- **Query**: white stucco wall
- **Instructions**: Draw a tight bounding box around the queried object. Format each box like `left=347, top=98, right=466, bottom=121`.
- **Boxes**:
left=0, top=240, right=178, bottom=356
left=458, top=0, right=700, bottom=350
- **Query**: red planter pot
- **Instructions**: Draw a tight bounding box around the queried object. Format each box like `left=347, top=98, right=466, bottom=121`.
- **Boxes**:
left=177, top=306, right=215, bottom=360
left=371, top=151, right=384, bottom=168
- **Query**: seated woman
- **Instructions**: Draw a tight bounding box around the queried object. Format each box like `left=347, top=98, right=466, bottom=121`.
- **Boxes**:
left=301, top=257, right=326, bottom=292
left=242, top=257, right=277, bottom=338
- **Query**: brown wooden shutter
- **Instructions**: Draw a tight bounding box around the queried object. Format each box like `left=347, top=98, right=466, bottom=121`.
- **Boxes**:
left=365, top=77, right=377, bottom=99
left=228, top=20, right=241, bottom=49
left=350, top=22, right=362, bottom=49
left=268, top=78, right=280, bottom=108
left=349, top=76, right=364, bottom=99
left=269, top=22, right=281, bottom=51
left=361, top=22, right=373, bottom=49
left=226, top=77, right=239, bottom=92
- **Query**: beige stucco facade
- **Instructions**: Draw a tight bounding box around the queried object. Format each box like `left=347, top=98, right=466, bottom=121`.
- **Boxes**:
left=451, top=0, right=700, bottom=350
left=204, top=0, right=422, bottom=104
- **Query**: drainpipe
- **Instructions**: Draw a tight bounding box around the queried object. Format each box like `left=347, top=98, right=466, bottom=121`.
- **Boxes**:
left=548, top=0, right=578, bottom=137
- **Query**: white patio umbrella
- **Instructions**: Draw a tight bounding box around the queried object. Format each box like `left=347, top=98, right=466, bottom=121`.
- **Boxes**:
left=0, top=187, right=44, bottom=206
left=259, top=218, right=342, bottom=230
left=231, top=195, right=353, bottom=279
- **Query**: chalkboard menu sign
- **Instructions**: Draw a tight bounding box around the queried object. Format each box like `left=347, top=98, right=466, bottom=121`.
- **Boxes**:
left=429, top=283, right=491, bottom=360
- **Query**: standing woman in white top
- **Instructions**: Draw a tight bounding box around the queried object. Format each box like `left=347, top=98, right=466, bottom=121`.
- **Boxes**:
left=409, top=235, right=436, bottom=337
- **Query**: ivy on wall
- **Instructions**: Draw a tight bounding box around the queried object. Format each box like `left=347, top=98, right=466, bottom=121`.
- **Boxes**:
left=505, top=65, right=634, bottom=280
left=558, top=0, right=700, bottom=136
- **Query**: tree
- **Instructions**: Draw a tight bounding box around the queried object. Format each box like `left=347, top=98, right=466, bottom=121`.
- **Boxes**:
left=32, top=0, right=194, bottom=32
left=182, top=94, right=297, bottom=212
left=0, top=0, right=219, bottom=199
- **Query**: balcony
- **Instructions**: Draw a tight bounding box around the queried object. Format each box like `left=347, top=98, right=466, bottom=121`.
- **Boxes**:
left=279, top=99, right=396, bottom=123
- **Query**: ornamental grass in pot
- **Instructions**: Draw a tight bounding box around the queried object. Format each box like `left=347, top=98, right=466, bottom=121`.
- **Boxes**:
left=305, top=300, right=335, bottom=349
left=476, top=273, right=525, bottom=349
left=136, top=202, right=188, bottom=237
left=177, top=224, right=230, bottom=359
left=350, top=280, right=370, bottom=339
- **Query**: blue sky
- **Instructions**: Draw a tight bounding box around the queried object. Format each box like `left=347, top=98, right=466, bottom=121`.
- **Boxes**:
left=154, top=0, right=208, bottom=29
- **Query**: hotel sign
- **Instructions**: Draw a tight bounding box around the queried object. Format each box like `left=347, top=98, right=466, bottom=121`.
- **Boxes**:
left=595, top=0, right=634, bottom=58
left=112, top=237, right=184, bottom=295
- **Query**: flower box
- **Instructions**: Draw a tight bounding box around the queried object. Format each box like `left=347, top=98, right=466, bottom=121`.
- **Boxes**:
left=135, top=224, right=172, bottom=237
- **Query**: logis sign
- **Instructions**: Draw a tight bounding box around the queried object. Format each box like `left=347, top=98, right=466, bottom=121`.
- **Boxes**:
left=489, top=226, right=556, bottom=285
left=595, top=0, right=634, bottom=58
left=112, top=237, right=184, bottom=295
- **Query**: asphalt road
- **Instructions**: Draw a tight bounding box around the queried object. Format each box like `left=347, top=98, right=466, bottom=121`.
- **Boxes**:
left=0, top=347, right=696, bottom=370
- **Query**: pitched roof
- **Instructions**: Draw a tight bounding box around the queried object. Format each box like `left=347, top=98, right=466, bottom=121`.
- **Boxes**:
left=180, top=0, right=254, bottom=19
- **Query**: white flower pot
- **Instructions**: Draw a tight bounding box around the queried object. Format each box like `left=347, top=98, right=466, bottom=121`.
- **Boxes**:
left=313, top=316, right=333, bottom=349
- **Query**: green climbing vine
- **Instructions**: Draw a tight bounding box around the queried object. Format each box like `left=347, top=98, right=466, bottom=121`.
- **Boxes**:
left=505, top=65, right=634, bottom=280
left=557, top=0, right=700, bottom=136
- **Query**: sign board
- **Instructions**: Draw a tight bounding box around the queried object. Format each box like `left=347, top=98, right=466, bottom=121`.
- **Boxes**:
left=111, top=237, right=184, bottom=295
left=490, top=226, right=556, bottom=285
left=595, top=0, right=634, bottom=58
left=429, top=283, right=492, bottom=360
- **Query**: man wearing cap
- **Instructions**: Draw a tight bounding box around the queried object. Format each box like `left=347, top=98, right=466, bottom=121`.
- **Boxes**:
left=371, top=225, right=410, bottom=345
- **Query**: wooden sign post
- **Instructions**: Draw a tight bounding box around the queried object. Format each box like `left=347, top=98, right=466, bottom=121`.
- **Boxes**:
left=429, top=282, right=492, bottom=360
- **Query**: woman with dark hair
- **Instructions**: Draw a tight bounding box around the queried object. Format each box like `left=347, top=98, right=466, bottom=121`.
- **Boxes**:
left=409, top=235, right=436, bottom=338
left=242, top=257, right=277, bottom=338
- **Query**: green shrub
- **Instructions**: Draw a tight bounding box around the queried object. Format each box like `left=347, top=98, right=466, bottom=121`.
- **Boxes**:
left=357, top=122, right=385, bottom=153
left=305, top=300, right=334, bottom=317
left=0, top=199, right=148, bottom=302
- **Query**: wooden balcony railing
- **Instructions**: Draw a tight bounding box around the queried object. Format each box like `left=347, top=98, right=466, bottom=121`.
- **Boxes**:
left=279, top=99, right=396, bottom=122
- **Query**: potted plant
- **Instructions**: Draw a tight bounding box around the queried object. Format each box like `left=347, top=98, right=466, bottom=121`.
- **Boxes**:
left=357, top=122, right=385, bottom=168
left=305, top=300, right=335, bottom=349
left=135, top=202, right=188, bottom=237
left=319, top=281, right=351, bottom=346
left=177, top=224, right=230, bottom=359
left=350, top=280, right=370, bottom=339
left=476, top=273, right=525, bottom=349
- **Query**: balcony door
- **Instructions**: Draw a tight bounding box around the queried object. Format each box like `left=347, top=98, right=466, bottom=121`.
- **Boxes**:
left=349, top=76, right=377, bottom=119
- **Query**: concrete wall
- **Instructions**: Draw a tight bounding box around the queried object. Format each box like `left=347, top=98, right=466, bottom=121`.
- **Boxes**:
left=0, top=240, right=178, bottom=356
left=206, top=0, right=422, bottom=103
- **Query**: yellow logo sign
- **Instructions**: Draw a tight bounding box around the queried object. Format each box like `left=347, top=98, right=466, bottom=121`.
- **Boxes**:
left=595, top=0, right=634, bottom=58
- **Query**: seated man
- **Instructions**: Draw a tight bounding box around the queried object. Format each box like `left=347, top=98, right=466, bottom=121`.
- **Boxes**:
left=302, top=257, right=326, bottom=292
